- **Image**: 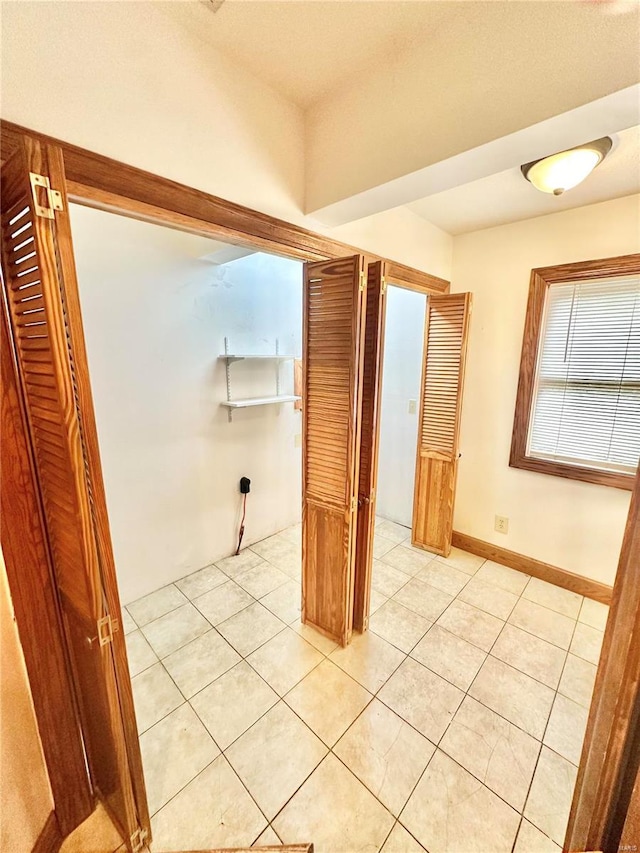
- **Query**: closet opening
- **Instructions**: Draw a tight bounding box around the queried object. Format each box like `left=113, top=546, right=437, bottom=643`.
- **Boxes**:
left=374, top=284, right=427, bottom=567
left=69, top=202, right=307, bottom=834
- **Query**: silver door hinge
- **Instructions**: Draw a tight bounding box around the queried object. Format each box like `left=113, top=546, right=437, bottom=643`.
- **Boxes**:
left=130, top=827, right=148, bottom=852
left=29, top=172, right=63, bottom=219
left=359, top=271, right=367, bottom=292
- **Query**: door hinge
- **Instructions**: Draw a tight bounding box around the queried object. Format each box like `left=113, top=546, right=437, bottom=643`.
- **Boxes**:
left=350, top=496, right=358, bottom=512
left=359, top=271, right=367, bottom=292
left=29, top=172, right=64, bottom=219
left=95, top=614, right=119, bottom=647
left=380, top=276, right=387, bottom=295
left=130, top=827, right=148, bottom=852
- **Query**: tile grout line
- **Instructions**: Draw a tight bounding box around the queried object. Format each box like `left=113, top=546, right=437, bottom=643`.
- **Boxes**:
left=370, top=543, right=591, bottom=845
left=508, top=612, right=585, bottom=852
left=141, top=560, right=302, bottom=839
left=133, top=523, right=597, bottom=852
left=131, top=527, right=325, bottom=846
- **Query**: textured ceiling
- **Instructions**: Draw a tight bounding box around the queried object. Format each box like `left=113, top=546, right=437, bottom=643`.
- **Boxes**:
left=158, top=0, right=458, bottom=108
left=408, top=126, right=640, bottom=235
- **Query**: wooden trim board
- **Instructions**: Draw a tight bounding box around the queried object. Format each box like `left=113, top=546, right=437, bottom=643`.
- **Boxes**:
left=32, top=811, right=64, bottom=853
left=0, top=120, right=449, bottom=295
left=565, top=470, right=640, bottom=852
left=451, top=531, right=612, bottom=604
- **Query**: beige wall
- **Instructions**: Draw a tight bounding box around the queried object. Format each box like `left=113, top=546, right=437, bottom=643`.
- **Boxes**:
left=333, top=206, right=452, bottom=281
left=1, top=1, right=305, bottom=223
left=0, top=1, right=452, bottom=280
left=451, top=194, right=640, bottom=585
left=0, top=550, right=53, bottom=852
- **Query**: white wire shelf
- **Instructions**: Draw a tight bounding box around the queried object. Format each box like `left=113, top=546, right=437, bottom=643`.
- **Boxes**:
left=221, top=395, right=301, bottom=409
left=218, top=353, right=296, bottom=363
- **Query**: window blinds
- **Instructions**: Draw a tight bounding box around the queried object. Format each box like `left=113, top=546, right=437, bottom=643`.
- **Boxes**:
left=528, top=275, right=640, bottom=474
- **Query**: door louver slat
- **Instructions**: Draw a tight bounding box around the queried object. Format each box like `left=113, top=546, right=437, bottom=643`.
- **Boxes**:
left=302, top=255, right=366, bottom=645
left=412, top=292, right=471, bottom=555
left=1, top=137, right=150, bottom=845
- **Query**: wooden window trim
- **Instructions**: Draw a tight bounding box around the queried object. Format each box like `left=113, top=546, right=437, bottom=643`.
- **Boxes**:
left=510, top=254, right=640, bottom=492
left=0, top=120, right=449, bottom=296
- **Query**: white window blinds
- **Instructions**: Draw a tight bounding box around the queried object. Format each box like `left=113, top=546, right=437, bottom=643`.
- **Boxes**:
left=528, top=275, right=640, bottom=475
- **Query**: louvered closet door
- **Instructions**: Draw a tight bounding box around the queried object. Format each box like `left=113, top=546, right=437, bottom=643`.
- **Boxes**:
left=1, top=137, right=150, bottom=850
left=412, top=293, right=472, bottom=555
left=352, top=261, right=387, bottom=632
left=302, top=255, right=367, bottom=646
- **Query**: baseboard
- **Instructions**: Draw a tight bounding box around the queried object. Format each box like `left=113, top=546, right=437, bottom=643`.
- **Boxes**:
left=451, top=531, right=613, bottom=605
left=32, top=811, right=63, bottom=853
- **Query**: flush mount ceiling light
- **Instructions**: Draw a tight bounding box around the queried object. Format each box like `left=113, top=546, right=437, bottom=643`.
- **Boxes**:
left=521, top=137, right=612, bottom=196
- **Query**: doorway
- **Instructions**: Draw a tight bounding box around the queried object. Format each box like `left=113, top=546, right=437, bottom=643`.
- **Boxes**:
left=376, top=284, right=427, bottom=529
left=2, top=133, right=636, bottom=853
left=68, top=203, right=311, bottom=845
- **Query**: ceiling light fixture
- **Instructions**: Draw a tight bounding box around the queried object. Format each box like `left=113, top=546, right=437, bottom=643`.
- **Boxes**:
left=521, top=137, right=612, bottom=196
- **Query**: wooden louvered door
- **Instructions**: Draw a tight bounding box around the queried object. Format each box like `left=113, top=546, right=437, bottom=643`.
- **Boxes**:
left=412, top=293, right=472, bottom=555
left=1, top=137, right=150, bottom=850
left=302, top=255, right=367, bottom=646
left=352, top=261, right=387, bottom=632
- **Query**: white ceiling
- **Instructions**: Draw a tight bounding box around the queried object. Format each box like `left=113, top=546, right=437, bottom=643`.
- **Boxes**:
left=157, top=0, right=640, bottom=233
left=407, top=125, right=640, bottom=235
left=158, top=0, right=458, bottom=108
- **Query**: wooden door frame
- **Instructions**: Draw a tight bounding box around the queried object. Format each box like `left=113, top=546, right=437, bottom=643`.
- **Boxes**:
left=0, top=120, right=449, bottom=295
left=0, top=122, right=448, bottom=846
left=565, top=468, right=640, bottom=853
left=5, top=121, right=639, bottom=851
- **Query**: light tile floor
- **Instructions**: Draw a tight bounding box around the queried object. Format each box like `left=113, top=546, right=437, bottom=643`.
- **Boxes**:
left=123, top=519, right=607, bottom=853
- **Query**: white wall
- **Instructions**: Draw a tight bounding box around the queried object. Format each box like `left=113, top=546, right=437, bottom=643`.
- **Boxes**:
left=70, top=204, right=302, bottom=603
left=451, top=194, right=640, bottom=586
left=377, top=286, right=427, bottom=526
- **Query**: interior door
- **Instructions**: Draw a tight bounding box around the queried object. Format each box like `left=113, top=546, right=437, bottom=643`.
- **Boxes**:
left=352, top=261, right=387, bottom=632
left=0, top=137, right=150, bottom=850
left=412, top=292, right=472, bottom=555
left=301, top=255, right=367, bottom=646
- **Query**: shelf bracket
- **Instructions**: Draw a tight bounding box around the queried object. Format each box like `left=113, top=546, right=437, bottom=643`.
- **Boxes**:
left=224, top=336, right=233, bottom=422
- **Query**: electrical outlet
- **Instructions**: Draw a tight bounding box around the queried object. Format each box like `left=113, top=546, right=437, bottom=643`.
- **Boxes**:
left=408, top=399, right=417, bottom=414
left=294, top=433, right=302, bottom=448
left=495, top=515, right=509, bottom=534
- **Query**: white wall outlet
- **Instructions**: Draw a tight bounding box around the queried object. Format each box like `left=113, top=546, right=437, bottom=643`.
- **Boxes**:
left=494, top=515, right=509, bottom=534
left=294, top=433, right=302, bottom=448
left=408, top=399, right=417, bottom=414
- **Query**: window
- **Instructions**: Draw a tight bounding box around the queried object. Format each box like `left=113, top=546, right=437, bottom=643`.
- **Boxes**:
left=510, top=255, right=640, bottom=490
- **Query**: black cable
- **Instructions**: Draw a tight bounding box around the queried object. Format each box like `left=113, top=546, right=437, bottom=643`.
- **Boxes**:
left=235, top=492, right=247, bottom=555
